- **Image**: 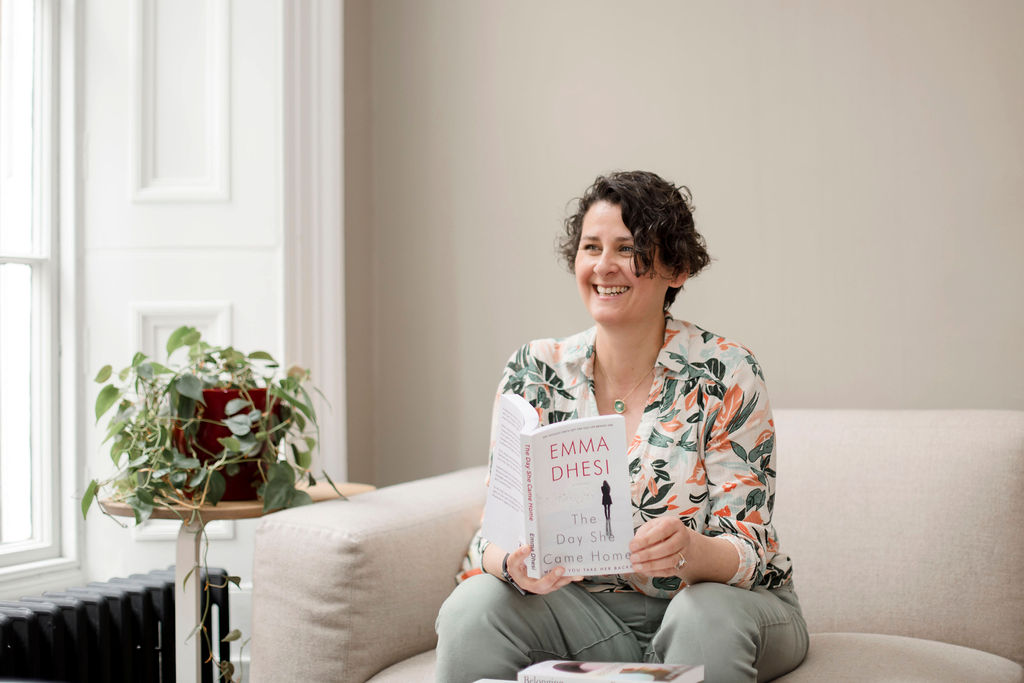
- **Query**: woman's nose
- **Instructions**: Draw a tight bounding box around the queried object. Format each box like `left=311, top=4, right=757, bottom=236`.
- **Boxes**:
left=595, top=250, right=617, bottom=276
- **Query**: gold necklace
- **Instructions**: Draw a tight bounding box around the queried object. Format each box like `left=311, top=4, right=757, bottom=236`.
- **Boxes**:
left=595, top=358, right=653, bottom=414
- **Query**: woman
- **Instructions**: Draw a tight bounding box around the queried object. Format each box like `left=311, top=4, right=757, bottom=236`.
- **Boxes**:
left=435, top=171, right=808, bottom=682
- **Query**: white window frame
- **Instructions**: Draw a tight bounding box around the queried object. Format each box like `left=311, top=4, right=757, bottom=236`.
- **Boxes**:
left=0, top=0, right=82, bottom=597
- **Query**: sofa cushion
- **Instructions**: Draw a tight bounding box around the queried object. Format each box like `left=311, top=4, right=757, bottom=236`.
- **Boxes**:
left=368, top=634, right=1024, bottom=683
left=250, top=466, right=488, bottom=683
left=774, top=633, right=1023, bottom=682
left=368, top=650, right=436, bottom=682
left=772, top=410, right=1024, bottom=666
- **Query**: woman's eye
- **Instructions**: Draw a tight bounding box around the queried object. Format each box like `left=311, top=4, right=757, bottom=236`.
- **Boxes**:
left=619, top=245, right=635, bottom=254
left=581, top=244, right=600, bottom=252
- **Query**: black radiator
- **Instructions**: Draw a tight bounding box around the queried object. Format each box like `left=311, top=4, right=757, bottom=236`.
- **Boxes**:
left=0, top=566, right=231, bottom=682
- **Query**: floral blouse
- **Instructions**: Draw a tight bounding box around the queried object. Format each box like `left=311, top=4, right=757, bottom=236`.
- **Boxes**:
left=458, top=317, right=794, bottom=598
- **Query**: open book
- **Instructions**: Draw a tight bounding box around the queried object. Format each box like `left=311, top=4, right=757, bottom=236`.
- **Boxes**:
left=482, top=393, right=634, bottom=578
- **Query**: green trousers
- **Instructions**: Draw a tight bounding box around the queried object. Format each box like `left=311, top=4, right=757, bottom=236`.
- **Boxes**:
left=435, top=574, right=808, bottom=683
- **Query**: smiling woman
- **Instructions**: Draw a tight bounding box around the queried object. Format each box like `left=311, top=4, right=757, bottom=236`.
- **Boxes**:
left=435, top=171, right=809, bottom=683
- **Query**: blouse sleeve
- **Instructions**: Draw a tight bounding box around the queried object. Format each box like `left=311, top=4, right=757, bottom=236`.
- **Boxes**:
left=701, top=350, right=779, bottom=589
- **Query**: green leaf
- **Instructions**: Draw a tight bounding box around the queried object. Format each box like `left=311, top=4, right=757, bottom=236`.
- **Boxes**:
left=225, top=398, right=249, bottom=416
left=292, top=444, right=312, bottom=470
left=321, top=469, right=346, bottom=500
left=137, top=362, right=156, bottom=381
left=95, top=385, right=121, bottom=422
left=172, top=452, right=201, bottom=469
left=748, top=435, right=774, bottom=463
left=745, top=488, right=767, bottom=511
left=81, top=480, right=98, bottom=519
left=128, top=495, right=154, bottom=525
left=261, top=462, right=296, bottom=511
left=218, top=436, right=242, bottom=452
left=268, top=461, right=294, bottom=483
left=237, top=436, right=259, bottom=455
left=726, top=392, right=760, bottom=435
left=269, top=386, right=315, bottom=422
left=131, top=351, right=147, bottom=367
left=175, top=374, right=205, bottom=403
left=176, top=396, right=196, bottom=420
left=148, top=362, right=173, bottom=375
left=248, top=351, right=275, bottom=361
left=705, top=358, right=726, bottom=380
left=222, top=628, right=242, bottom=643
left=165, top=326, right=194, bottom=355
left=652, top=575, right=682, bottom=592
left=261, top=478, right=292, bottom=512
left=223, top=414, right=252, bottom=436
left=206, top=470, right=226, bottom=505
left=181, top=329, right=201, bottom=346
left=647, top=431, right=674, bottom=448
left=288, top=489, right=313, bottom=507
left=94, top=365, right=112, bottom=383
left=128, top=453, right=150, bottom=468
left=189, top=469, right=208, bottom=487
left=730, top=441, right=749, bottom=461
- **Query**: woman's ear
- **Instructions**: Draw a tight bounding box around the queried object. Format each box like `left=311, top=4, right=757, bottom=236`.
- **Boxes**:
left=668, top=270, right=688, bottom=289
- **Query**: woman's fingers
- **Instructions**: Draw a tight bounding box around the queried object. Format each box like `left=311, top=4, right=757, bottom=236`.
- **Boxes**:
left=507, top=545, right=582, bottom=595
left=630, top=518, right=688, bottom=575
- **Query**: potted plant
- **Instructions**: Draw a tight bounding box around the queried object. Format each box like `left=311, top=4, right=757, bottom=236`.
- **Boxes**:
left=81, top=325, right=343, bottom=680
left=82, top=325, right=339, bottom=523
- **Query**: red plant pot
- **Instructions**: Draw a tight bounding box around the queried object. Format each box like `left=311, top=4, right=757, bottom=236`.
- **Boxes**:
left=188, top=387, right=278, bottom=501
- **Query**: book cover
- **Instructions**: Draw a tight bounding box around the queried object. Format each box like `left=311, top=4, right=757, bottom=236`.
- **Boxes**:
left=517, top=660, right=704, bottom=682
left=482, top=394, right=634, bottom=578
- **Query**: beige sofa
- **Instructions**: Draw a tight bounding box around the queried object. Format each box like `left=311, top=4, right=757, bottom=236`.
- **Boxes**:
left=250, top=410, right=1024, bottom=682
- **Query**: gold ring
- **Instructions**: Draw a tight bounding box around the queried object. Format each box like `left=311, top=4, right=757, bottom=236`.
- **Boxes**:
left=675, top=552, right=686, bottom=570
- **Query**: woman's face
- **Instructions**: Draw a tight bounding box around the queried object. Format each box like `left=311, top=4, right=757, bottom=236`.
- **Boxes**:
left=574, top=201, right=686, bottom=329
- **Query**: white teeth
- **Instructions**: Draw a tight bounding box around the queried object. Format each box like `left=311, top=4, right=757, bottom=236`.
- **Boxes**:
left=596, top=285, right=629, bottom=295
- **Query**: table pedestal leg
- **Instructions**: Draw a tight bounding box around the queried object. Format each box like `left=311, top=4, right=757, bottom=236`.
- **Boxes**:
left=176, top=517, right=204, bottom=683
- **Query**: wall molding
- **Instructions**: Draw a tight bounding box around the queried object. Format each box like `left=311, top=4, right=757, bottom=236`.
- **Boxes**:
left=132, top=300, right=232, bottom=358
left=130, top=0, right=230, bottom=202
left=282, top=0, right=347, bottom=479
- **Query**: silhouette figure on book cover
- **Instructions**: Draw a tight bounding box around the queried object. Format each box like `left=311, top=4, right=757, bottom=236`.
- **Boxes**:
left=601, top=479, right=613, bottom=540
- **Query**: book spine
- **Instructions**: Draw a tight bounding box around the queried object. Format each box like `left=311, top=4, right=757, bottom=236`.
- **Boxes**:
left=522, top=433, right=539, bottom=578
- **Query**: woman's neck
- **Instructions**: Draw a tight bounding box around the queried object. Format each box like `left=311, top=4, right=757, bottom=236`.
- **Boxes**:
left=593, top=316, right=666, bottom=383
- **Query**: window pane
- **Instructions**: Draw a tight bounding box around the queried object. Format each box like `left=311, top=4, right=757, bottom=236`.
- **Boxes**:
left=0, top=0, right=36, bottom=254
left=0, top=263, right=33, bottom=543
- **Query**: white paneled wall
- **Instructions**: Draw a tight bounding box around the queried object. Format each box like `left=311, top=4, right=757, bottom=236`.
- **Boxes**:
left=82, top=0, right=288, bottom=664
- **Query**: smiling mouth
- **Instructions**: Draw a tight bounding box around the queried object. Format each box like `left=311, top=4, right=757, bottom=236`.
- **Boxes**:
left=595, top=285, right=630, bottom=296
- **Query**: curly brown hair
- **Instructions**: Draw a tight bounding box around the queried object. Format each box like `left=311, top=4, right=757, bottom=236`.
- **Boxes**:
left=558, top=170, right=711, bottom=309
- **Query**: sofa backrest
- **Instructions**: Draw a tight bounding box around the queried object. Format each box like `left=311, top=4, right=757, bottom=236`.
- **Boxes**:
left=772, top=409, right=1024, bottom=666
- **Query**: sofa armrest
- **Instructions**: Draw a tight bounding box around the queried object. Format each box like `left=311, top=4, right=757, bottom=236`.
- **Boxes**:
left=250, top=466, right=487, bottom=683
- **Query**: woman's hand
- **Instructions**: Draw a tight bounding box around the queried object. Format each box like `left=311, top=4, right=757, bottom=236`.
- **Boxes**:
left=485, top=543, right=583, bottom=595
left=629, top=517, right=742, bottom=584
left=629, top=516, right=694, bottom=578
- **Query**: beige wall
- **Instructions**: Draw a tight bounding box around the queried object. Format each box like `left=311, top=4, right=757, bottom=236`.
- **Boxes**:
left=346, top=0, right=1024, bottom=486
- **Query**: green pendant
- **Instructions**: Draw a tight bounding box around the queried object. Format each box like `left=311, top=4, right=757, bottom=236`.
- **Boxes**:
left=613, top=399, right=626, bottom=413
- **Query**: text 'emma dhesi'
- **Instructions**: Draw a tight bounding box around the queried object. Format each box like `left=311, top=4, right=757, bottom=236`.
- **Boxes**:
left=549, top=436, right=611, bottom=481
